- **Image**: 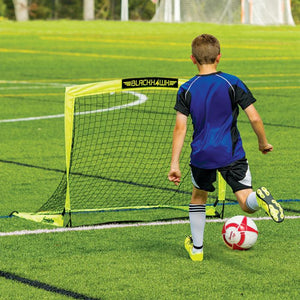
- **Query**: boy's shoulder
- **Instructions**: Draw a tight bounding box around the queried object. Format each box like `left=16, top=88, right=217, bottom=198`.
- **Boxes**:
left=180, top=75, right=198, bottom=89
left=179, top=72, right=243, bottom=92
left=215, top=72, right=242, bottom=83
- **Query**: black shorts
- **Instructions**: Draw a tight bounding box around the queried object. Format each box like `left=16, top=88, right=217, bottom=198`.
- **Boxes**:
left=191, top=158, right=252, bottom=193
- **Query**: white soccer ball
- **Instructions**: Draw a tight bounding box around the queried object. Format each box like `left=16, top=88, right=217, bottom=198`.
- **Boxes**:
left=222, top=215, right=258, bottom=250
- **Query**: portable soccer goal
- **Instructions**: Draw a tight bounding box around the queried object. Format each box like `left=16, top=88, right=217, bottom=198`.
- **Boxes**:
left=14, top=77, right=227, bottom=227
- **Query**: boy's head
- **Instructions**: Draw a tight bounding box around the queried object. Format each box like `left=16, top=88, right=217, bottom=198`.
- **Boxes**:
left=191, top=34, right=220, bottom=65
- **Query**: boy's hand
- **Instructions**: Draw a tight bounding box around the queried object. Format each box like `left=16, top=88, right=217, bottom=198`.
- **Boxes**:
left=168, top=169, right=181, bottom=186
left=259, top=143, right=273, bottom=154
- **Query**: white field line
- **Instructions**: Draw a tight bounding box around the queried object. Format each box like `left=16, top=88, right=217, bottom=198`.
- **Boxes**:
left=1, top=215, right=299, bottom=237
left=0, top=91, right=147, bottom=123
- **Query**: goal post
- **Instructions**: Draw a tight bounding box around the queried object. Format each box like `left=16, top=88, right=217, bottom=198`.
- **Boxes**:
left=64, top=79, right=124, bottom=215
left=241, top=0, right=295, bottom=25
left=152, top=0, right=295, bottom=25
left=13, top=77, right=227, bottom=227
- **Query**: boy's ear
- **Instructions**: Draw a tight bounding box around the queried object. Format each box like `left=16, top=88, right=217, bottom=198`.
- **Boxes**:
left=190, top=55, right=198, bottom=65
left=215, top=53, right=221, bottom=63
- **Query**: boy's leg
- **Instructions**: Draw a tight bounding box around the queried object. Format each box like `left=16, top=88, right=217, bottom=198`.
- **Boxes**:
left=235, top=188, right=256, bottom=213
left=185, top=186, right=207, bottom=262
left=186, top=166, right=215, bottom=261
left=219, top=158, right=256, bottom=213
left=235, top=187, right=284, bottom=223
left=219, top=158, right=285, bottom=223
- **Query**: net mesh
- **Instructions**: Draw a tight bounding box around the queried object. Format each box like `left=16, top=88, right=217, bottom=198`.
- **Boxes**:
left=151, top=0, right=295, bottom=25
left=38, top=87, right=220, bottom=214
left=250, top=0, right=295, bottom=25
left=152, top=0, right=241, bottom=23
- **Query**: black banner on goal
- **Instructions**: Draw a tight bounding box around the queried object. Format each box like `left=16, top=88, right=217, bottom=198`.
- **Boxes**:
left=122, top=77, right=178, bottom=89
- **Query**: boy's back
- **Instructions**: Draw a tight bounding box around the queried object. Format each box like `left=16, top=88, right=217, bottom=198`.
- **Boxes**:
left=175, top=71, right=256, bottom=169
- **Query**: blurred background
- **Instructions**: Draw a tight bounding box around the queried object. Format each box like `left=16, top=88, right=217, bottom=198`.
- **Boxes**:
left=1, top=0, right=299, bottom=24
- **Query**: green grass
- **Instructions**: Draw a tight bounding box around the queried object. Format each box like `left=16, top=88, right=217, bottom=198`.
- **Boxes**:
left=1, top=220, right=299, bottom=299
left=0, top=20, right=299, bottom=299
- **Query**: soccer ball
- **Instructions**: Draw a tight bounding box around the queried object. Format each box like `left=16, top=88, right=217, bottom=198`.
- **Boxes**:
left=222, top=216, right=258, bottom=250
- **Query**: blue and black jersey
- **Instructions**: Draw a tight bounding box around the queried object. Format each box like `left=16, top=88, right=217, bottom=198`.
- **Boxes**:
left=175, top=71, right=256, bottom=169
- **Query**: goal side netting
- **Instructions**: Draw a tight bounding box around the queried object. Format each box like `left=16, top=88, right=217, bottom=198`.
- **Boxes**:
left=152, top=0, right=295, bottom=25
left=14, top=78, right=227, bottom=226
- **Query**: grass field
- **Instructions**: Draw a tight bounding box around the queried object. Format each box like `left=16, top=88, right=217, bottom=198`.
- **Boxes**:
left=0, top=20, right=299, bottom=299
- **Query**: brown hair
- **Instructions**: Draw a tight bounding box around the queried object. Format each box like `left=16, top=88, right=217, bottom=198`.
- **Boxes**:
left=191, top=34, right=220, bottom=65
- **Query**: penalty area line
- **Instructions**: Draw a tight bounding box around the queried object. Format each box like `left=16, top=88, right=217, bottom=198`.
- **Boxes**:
left=0, top=91, right=147, bottom=123
left=1, top=216, right=299, bottom=237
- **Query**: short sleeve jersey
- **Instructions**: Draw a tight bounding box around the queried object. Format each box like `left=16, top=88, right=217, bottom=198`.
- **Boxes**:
left=175, top=71, right=256, bottom=169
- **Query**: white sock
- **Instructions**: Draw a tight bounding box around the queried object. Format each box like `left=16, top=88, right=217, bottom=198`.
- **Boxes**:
left=246, top=191, right=259, bottom=211
left=189, top=204, right=206, bottom=253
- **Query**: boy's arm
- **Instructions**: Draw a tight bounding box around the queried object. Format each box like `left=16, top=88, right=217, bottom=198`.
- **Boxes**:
left=244, top=104, right=273, bottom=154
left=168, top=112, right=188, bottom=185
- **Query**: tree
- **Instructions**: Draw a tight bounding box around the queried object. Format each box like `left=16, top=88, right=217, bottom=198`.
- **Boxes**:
left=292, top=0, right=300, bottom=23
left=83, top=0, right=94, bottom=20
left=95, top=0, right=110, bottom=19
left=12, top=0, right=28, bottom=21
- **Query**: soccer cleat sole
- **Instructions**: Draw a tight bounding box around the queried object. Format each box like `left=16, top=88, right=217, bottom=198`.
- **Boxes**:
left=256, top=187, right=285, bottom=223
left=184, top=236, right=203, bottom=262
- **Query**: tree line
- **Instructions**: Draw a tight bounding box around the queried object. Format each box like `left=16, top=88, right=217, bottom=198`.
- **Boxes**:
left=1, top=0, right=156, bottom=21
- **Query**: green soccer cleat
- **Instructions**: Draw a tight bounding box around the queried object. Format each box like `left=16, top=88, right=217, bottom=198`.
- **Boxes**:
left=184, top=236, right=203, bottom=261
left=256, top=187, right=285, bottom=223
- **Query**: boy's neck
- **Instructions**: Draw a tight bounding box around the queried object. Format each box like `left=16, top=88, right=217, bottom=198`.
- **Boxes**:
left=198, top=63, right=218, bottom=75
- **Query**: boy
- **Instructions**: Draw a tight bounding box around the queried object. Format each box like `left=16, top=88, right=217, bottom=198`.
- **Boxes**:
left=168, top=34, right=284, bottom=262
